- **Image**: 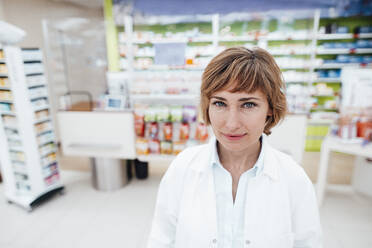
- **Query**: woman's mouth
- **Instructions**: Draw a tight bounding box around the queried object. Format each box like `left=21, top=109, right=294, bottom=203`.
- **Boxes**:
left=222, top=133, right=247, bottom=141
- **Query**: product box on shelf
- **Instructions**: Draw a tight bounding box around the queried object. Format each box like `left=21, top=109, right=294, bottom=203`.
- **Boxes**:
left=134, top=103, right=209, bottom=156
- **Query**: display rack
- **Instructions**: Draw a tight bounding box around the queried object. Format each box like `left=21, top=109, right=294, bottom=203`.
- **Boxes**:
left=118, top=13, right=318, bottom=114
left=307, top=16, right=372, bottom=150
left=111, top=13, right=372, bottom=152
left=0, top=46, right=64, bottom=211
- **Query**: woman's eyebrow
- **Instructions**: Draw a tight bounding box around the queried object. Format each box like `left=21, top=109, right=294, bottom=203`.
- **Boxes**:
left=238, top=97, right=261, bottom=102
left=211, top=96, right=263, bottom=102
left=211, top=96, right=226, bottom=101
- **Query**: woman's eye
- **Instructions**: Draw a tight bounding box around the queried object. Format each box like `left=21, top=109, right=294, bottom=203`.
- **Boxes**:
left=212, top=101, right=226, bottom=107
left=242, top=102, right=257, bottom=108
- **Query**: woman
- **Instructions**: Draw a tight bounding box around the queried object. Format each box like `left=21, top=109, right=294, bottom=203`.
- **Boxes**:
left=148, top=47, right=321, bottom=248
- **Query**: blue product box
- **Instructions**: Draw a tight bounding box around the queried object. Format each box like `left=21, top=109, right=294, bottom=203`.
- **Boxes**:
left=349, top=56, right=363, bottom=63
left=336, top=26, right=349, bottom=34
left=346, top=42, right=356, bottom=49
left=363, top=56, right=372, bottom=63
left=323, top=59, right=336, bottom=64
left=317, top=70, right=327, bottom=78
left=356, top=40, right=369, bottom=48
left=336, top=55, right=350, bottom=63
left=334, top=42, right=346, bottom=49
left=360, top=26, right=370, bottom=33
left=328, top=70, right=340, bottom=78
left=323, top=43, right=334, bottom=49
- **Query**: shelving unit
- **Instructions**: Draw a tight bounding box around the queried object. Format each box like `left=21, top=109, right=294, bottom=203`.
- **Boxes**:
left=0, top=46, right=63, bottom=211
left=112, top=13, right=372, bottom=153
left=307, top=15, right=372, bottom=151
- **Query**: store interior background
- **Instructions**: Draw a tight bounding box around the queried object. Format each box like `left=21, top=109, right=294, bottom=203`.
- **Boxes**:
left=0, top=0, right=371, bottom=248
left=0, top=0, right=355, bottom=181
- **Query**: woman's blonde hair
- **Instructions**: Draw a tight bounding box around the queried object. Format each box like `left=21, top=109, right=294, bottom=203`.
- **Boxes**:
left=200, top=47, right=287, bottom=135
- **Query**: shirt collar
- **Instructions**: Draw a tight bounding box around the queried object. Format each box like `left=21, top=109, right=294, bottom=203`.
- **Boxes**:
left=209, top=135, right=265, bottom=177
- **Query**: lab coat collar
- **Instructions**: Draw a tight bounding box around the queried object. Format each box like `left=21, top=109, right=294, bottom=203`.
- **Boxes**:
left=191, top=134, right=279, bottom=181
left=261, top=134, right=279, bottom=181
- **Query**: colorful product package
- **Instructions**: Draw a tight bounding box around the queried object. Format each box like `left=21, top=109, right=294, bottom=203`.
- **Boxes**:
left=172, top=122, right=181, bottom=142
left=182, top=105, right=197, bottom=122
left=170, top=105, right=183, bottom=122
left=160, top=141, right=172, bottom=155
left=189, top=122, right=197, bottom=140
left=196, top=122, right=209, bottom=142
left=134, top=110, right=145, bottom=137
left=172, top=141, right=186, bottom=155
left=156, top=105, right=170, bottom=122
left=163, top=122, right=173, bottom=141
left=180, top=122, right=190, bottom=141
left=149, top=139, right=160, bottom=154
left=0, top=78, right=9, bottom=87
left=149, top=122, right=159, bottom=139
left=136, top=138, right=149, bottom=155
left=144, top=106, right=156, bottom=122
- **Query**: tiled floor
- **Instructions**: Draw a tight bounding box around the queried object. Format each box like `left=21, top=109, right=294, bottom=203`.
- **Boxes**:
left=0, top=162, right=371, bottom=248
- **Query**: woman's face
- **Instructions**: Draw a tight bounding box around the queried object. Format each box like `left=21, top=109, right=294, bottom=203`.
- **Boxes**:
left=208, top=88, right=272, bottom=152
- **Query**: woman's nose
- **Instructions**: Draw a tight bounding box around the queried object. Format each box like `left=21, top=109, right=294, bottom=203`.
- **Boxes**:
left=224, top=109, right=242, bottom=131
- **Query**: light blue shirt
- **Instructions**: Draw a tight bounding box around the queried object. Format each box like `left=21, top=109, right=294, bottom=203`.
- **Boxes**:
left=211, top=138, right=264, bottom=248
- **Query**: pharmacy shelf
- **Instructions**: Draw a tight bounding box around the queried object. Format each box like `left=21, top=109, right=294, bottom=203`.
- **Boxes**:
left=134, top=66, right=205, bottom=71
left=12, top=165, right=28, bottom=175
left=0, top=86, right=11, bottom=90
left=5, top=183, right=64, bottom=212
left=137, top=154, right=176, bottom=162
left=307, top=118, right=335, bottom=125
left=25, top=72, right=43, bottom=77
left=317, top=33, right=372, bottom=40
left=0, top=73, right=8, bottom=77
left=34, top=117, right=51, bottom=124
left=314, top=78, right=341, bottom=83
left=38, top=139, right=55, bottom=147
left=23, top=59, right=42, bottom=63
left=3, top=125, right=18, bottom=130
left=36, top=128, right=54, bottom=136
left=0, top=111, right=16, bottom=116
left=219, top=36, right=257, bottom=42
left=266, top=34, right=313, bottom=41
left=40, top=148, right=57, bottom=158
left=9, top=147, right=23, bottom=152
left=317, top=48, right=372, bottom=55
left=134, top=54, right=155, bottom=58
left=279, top=66, right=312, bottom=69
left=34, top=105, right=49, bottom=112
left=0, top=99, right=13, bottom=103
left=0, top=45, right=62, bottom=211
left=132, top=36, right=214, bottom=44
left=269, top=50, right=312, bottom=55
left=131, top=94, right=199, bottom=101
left=285, top=80, right=312, bottom=83
left=311, top=94, right=337, bottom=97
left=28, top=82, right=46, bottom=88
left=0, top=59, right=5, bottom=63
left=315, top=63, right=369, bottom=69
left=311, top=107, right=338, bottom=111
left=218, top=34, right=313, bottom=42
left=30, top=94, right=48, bottom=101
left=7, top=135, right=21, bottom=141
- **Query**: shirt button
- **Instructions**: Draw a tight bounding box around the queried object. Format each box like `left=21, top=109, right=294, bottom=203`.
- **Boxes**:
left=212, top=238, right=217, bottom=244
left=245, top=240, right=251, bottom=245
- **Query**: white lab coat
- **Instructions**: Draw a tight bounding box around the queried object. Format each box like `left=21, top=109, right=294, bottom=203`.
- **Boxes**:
left=148, top=136, right=322, bottom=248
